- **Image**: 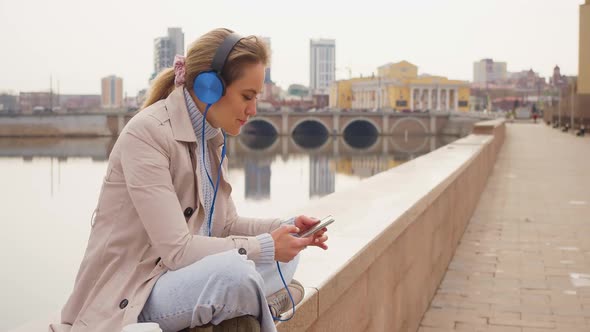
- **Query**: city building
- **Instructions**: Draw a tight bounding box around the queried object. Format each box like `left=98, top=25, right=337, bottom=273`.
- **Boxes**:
left=19, top=92, right=57, bottom=114
left=330, top=61, right=470, bottom=112
left=153, top=28, right=185, bottom=78
left=310, top=39, right=336, bottom=95
left=259, top=37, right=278, bottom=102
left=101, top=75, right=123, bottom=108
left=124, top=96, right=139, bottom=110
left=167, top=28, right=184, bottom=58
left=261, top=37, right=272, bottom=84
left=551, top=65, right=568, bottom=87
left=0, top=94, right=18, bottom=113
left=59, top=95, right=101, bottom=112
left=508, top=69, right=546, bottom=90
left=473, top=59, right=508, bottom=84
left=137, top=89, right=148, bottom=109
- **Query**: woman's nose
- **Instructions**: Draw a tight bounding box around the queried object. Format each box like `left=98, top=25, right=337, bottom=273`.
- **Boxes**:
left=246, top=101, right=257, bottom=116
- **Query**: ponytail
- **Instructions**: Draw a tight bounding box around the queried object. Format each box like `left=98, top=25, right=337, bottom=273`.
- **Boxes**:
left=141, top=68, right=175, bottom=109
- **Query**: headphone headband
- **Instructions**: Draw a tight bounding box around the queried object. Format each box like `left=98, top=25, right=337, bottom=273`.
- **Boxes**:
left=211, top=32, right=243, bottom=74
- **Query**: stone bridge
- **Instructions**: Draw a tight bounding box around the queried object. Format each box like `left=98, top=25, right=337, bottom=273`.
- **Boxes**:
left=244, top=110, right=496, bottom=137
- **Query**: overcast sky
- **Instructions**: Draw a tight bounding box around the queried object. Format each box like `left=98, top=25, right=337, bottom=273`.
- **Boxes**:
left=0, top=0, right=584, bottom=96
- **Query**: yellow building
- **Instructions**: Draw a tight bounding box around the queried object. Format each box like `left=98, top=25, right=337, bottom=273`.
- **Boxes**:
left=378, top=60, right=418, bottom=80
left=330, top=61, right=470, bottom=112
left=329, top=77, right=373, bottom=110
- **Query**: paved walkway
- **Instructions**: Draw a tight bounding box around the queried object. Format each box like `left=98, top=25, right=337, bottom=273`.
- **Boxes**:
left=419, top=123, right=590, bottom=332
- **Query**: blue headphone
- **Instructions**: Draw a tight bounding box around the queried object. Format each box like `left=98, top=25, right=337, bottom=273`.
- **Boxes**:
left=194, top=32, right=243, bottom=237
left=193, top=32, right=243, bottom=104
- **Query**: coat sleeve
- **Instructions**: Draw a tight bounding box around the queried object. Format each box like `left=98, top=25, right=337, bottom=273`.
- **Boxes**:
left=120, top=129, right=266, bottom=270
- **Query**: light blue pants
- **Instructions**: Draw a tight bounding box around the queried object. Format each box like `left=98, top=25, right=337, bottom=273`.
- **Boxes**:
left=138, top=249, right=299, bottom=332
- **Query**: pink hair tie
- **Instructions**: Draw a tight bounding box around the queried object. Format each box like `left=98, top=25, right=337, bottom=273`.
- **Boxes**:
left=173, top=55, right=186, bottom=87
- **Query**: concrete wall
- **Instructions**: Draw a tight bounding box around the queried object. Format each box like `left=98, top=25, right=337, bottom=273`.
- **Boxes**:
left=278, top=120, right=505, bottom=332
left=0, top=113, right=132, bottom=137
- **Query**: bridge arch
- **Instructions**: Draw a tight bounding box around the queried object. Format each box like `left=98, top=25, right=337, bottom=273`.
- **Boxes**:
left=242, top=119, right=279, bottom=137
left=290, top=117, right=331, bottom=136
left=290, top=118, right=330, bottom=149
left=390, top=117, right=429, bottom=136
left=341, top=117, right=381, bottom=136
left=341, top=118, right=380, bottom=149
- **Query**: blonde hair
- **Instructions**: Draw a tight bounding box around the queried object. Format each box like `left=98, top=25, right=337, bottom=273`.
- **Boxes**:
left=142, top=28, right=269, bottom=109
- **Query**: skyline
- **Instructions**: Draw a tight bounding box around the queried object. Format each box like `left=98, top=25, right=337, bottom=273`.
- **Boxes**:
left=0, top=0, right=584, bottom=96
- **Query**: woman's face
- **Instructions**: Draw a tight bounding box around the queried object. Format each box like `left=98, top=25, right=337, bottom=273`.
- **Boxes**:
left=194, top=62, right=265, bottom=136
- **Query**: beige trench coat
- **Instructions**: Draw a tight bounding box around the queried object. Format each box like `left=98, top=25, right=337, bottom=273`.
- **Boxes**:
left=49, top=87, right=282, bottom=332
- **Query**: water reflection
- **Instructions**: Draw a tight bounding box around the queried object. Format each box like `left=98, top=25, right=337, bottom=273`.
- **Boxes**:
left=232, top=134, right=448, bottom=160
left=228, top=134, right=455, bottom=200
left=0, top=137, right=115, bottom=161
left=309, top=156, right=335, bottom=198
left=244, top=159, right=272, bottom=200
left=0, top=135, right=457, bottom=204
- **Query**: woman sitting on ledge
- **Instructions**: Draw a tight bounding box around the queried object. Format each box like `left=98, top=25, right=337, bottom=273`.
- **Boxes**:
left=50, top=28, right=329, bottom=332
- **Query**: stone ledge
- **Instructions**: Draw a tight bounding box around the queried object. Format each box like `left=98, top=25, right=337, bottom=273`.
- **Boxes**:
left=278, top=120, right=505, bottom=331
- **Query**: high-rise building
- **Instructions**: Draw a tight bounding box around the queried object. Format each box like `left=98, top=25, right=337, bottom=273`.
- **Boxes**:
left=168, top=28, right=185, bottom=58
left=101, top=75, right=123, bottom=108
left=154, top=37, right=173, bottom=77
left=0, top=94, right=18, bottom=113
left=261, top=37, right=272, bottom=84
left=310, top=39, right=336, bottom=95
left=259, top=36, right=276, bottom=102
left=473, top=59, right=507, bottom=84
left=153, top=28, right=185, bottom=78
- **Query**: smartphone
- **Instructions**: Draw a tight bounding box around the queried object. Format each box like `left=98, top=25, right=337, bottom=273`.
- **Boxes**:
left=295, top=215, right=335, bottom=238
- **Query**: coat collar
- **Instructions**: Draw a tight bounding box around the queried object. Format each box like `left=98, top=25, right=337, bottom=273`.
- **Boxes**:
left=164, top=86, right=225, bottom=147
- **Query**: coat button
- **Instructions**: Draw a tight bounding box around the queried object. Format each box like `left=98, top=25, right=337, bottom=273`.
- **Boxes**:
left=119, top=299, right=129, bottom=309
left=238, top=248, right=247, bottom=255
left=155, top=257, right=161, bottom=266
left=184, top=207, right=194, bottom=217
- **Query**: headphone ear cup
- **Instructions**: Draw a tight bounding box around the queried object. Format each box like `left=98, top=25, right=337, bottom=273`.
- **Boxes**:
left=193, top=71, right=225, bottom=104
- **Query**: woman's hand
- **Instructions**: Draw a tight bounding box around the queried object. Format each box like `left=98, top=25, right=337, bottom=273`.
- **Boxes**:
left=293, top=215, right=329, bottom=250
left=270, top=225, right=314, bottom=262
